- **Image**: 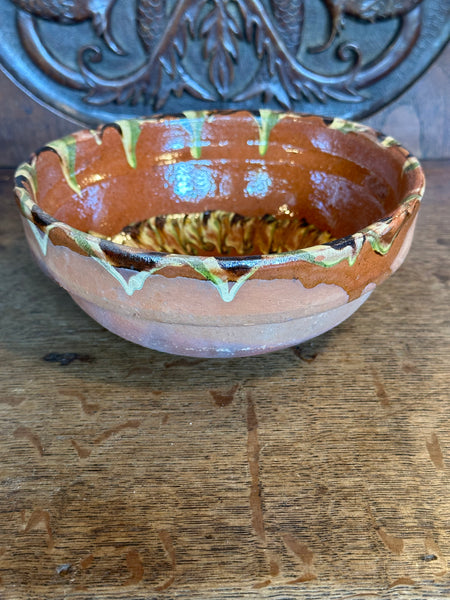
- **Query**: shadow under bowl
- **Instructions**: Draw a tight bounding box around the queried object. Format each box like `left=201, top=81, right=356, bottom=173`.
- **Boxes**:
left=15, top=111, right=425, bottom=357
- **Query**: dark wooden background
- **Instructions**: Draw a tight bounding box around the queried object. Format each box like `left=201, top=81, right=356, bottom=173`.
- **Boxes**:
left=0, top=43, right=449, bottom=167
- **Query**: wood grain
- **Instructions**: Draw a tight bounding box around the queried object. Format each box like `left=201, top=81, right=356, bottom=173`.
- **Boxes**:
left=0, top=162, right=449, bottom=599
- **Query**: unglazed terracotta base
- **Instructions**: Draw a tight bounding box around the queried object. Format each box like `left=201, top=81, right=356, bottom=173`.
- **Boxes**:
left=15, top=111, right=425, bottom=357
left=72, top=291, right=372, bottom=358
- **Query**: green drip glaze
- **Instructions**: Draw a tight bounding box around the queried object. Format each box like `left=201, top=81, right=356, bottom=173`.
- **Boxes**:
left=328, top=118, right=369, bottom=135
left=308, top=235, right=365, bottom=268
left=381, top=136, right=402, bottom=148
left=15, top=170, right=36, bottom=221
left=86, top=253, right=256, bottom=302
left=115, top=119, right=142, bottom=169
left=70, top=229, right=103, bottom=257
left=17, top=162, right=38, bottom=198
left=315, top=253, right=361, bottom=268
left=404, top=193, right=422, bottom=203
left=90, top=129, right=103, bottom=145
left=190, top=257, right=259, bottom=302
left=24, top=213, right=407, bottom=302
left=27, top=220, right=49, bottom=256
left=365, top=231, right=395, bottom=255
left=182, top=111, right=209, bottom=159
left=257, top=110, right=283, bottom=156
left=46, top=135, right=81, bottom=196
left=91, top=257, right=156, bottom=295
left=403, top=157, right=420, bottom=173
left=27, top=220, right=60, bottom=257
left=218, top=266, right=260, bottom=302
left=189, top=256, right=228, bottom=295
left=15, top=185, right=30, bottom=219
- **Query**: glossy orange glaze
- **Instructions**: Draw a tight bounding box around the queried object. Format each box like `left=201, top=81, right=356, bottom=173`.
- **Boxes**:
left=35, top=113, right=403, bottom=241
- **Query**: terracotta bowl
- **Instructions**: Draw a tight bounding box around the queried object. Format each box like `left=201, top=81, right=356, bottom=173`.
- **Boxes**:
left=15, top=111, right=425, bottom=358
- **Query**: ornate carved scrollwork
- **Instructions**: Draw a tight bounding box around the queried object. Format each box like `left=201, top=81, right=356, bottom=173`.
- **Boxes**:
left=2, top=0, right=446, bottom=123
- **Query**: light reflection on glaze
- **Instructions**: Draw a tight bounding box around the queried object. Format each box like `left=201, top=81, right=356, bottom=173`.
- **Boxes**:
left=245, top=169, right=272, bottom=197
left=163, top=134, right=186, bottom=152
left=164, top=161, right=216, bottom=201
left=83, top=173, right=104, bottom=186
left=309, top=170, right=338, bottom=225
left=310, top=171, right=326, bottom=187
left=219, top=172, right=233, bottom=197
left=82, top=185, right=106, bottom=222
left=278, top=203, right=295, bottom=217
left=310, top=171, right=345, bottom=221
left=155, top=151, right=183, bottom=165
left=309, top=130, right=336, bottom=154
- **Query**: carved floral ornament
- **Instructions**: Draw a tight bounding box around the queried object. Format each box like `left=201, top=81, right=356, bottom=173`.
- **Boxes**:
left=0, top=0, right=448, bottom=123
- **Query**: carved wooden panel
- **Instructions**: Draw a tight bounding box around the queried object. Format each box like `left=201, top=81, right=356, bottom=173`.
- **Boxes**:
left=0, top=0, right=448, bottom=126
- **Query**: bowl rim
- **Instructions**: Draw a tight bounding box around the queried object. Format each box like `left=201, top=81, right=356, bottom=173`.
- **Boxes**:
left=14, top=110, right=425, bottom=274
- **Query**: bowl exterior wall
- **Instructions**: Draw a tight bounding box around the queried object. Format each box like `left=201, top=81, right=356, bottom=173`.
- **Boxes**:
left=71, top=291, right=371, bottom=358
left=23, top=217, right=380, bottom=356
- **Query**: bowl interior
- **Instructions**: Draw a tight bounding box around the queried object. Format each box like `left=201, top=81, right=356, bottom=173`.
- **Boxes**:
left=32, top=112, right=411, bottom=256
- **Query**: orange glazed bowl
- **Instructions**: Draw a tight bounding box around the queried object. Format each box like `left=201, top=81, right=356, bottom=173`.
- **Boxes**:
left=15, top=111, right=425, bottom=357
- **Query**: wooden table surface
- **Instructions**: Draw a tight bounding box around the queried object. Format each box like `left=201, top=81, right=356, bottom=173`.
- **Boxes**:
left=0, top=162, right=449, bottom=600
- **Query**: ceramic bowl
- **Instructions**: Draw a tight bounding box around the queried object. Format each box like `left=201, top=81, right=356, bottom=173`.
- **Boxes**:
left=15, top=111, right=425, bottom=358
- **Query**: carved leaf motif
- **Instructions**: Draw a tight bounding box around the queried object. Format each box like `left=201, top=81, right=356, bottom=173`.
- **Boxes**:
left=158, top=0, right=207, bottom=66
left=343, top=0, right=423, bottom=20
left=12, top=0, right=123, bottom=54
left=236, top=0, right=362, bottom=107
left=199, top=0, right=241, bottom=97
left=311, top=0, right=423, bottom=53
left=155, top=64, right=214, bottom=110
left=81, top=0, right=214, bottom=108
left=12, top=0, right=95, bottom=22
left=10, top=0, right=425, bottom=113
left=137, top=0, right=166, bottom=54
left=270, top=0, right=304, bottom=56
